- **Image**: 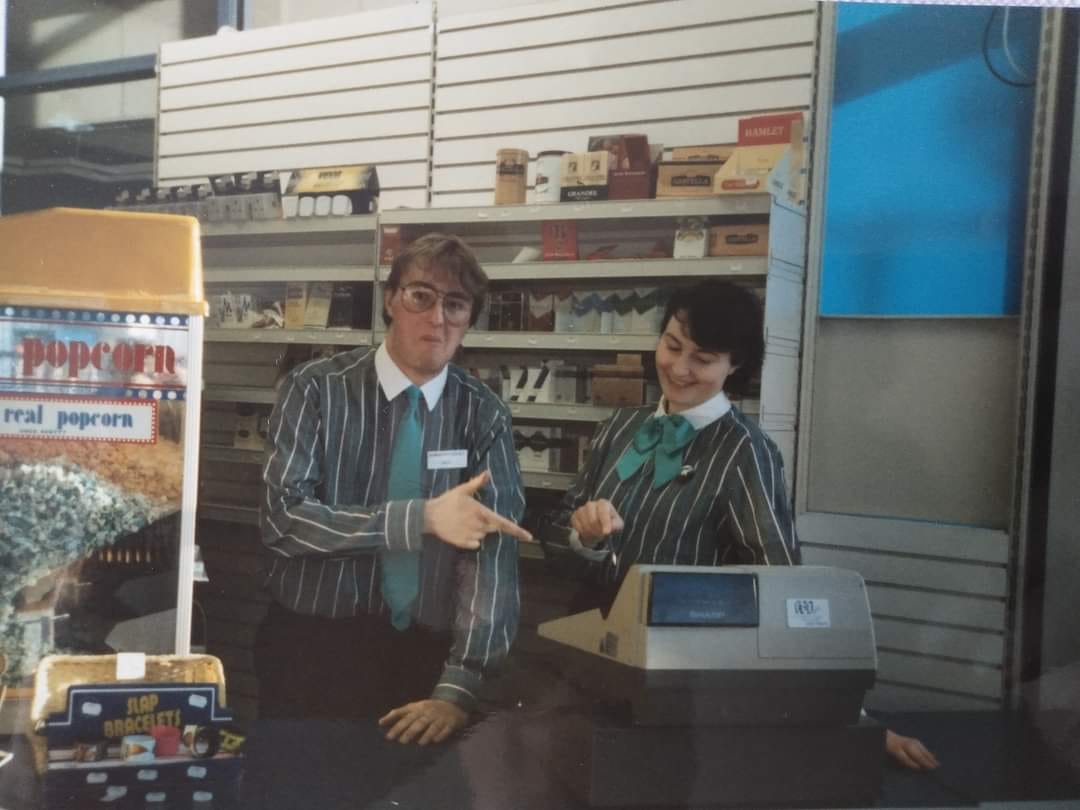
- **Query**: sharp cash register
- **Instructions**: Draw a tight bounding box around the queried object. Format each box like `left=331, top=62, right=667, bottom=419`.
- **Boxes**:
left=538, top=565, right=884, bottom=808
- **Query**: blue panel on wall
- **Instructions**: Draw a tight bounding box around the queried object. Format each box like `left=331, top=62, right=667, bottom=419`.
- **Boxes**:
left=821, top=3, right=1039, bottom=316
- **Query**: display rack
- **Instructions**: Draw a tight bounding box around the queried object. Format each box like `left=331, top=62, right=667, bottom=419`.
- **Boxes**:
left=196, top=192, right=804, bottom=529
left=198, top=214, right=379, bottom=526
left=378, top=196, right=771, bottom=224
left=205, top=328, right=374, bottom=345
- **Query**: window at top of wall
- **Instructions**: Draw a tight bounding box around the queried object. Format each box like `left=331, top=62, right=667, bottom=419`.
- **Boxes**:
left=2, top=79, right=156, bottom=214
left=5, top=0, right=219, bottom=74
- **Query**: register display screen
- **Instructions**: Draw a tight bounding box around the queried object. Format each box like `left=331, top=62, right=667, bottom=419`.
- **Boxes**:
left=647, top=572, right=759, bottom=627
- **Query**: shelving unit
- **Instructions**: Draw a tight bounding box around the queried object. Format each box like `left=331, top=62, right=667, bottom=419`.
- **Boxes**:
left=375, top=192, right=805, bottom=481
left=378, top=196, right=771, bottom=224
left=521, top=471, right=578, bottom=491
left=207, top=266, right=375, bottom=284
left=376, top=257, right=765, bottom=283
left=201, top=215, right=377, bottom=242
left=203, top=386, right=278, bottom=405
left=196, top=191, right=804, bottom=526
left=199, top=213, right=380, bottom=525
left=205, top=328, right=374, bottom=345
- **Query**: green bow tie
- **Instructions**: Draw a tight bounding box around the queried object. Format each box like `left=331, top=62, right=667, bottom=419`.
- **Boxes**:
left=615, top=414, right=697, bottom=489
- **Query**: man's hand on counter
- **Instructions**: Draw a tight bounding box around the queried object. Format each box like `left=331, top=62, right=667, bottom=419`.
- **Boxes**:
left=379, top=698, right=468, bottom=745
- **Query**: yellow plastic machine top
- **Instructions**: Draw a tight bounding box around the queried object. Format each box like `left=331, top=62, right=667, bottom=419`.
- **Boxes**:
left=0, top=207, right=205, bottom=316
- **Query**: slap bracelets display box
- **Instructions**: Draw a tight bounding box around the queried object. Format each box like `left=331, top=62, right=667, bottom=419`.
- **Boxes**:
left=33, top=654, right=243, bottom=808
left=0, top=209, right=207, bottom=729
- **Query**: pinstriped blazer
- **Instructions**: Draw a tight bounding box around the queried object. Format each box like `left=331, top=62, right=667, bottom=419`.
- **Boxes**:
left=548, top=404, right=800, bottom=583
left=260, top=347, right=524, bottom=710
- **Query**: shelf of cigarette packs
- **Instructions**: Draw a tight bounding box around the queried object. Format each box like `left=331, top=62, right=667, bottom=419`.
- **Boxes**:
left=197, top=342, right=354, bottom=526
left=201, top=215, right=378, bottom=348
left=198, top=216, right=379, bottom=528
left=376, top=197, right=787, bottom=488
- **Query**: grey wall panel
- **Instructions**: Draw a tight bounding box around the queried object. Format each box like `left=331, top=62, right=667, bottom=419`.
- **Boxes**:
left=806, top=319, right=1020, bottom=527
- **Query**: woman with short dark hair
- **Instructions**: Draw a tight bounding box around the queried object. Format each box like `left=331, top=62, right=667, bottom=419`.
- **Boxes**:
left=547, top=279, right=797, bottom=578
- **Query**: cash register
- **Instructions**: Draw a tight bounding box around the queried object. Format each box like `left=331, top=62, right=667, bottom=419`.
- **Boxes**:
left=537, top=565, right=885, bottom=807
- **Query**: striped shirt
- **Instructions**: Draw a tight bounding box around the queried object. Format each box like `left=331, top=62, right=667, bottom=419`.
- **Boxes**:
left=546, top=402, right=800, bottom=583
left=260, top=346, right=525, bottom=710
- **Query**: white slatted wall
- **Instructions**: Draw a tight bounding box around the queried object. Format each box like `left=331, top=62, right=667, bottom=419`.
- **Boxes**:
left=432, top=0, right=816, bottom=207
left=799, top=513, right=1010, bottom=710
left=157, top=4, right=435, bottom=210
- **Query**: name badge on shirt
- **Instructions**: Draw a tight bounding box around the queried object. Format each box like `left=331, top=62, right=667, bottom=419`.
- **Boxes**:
left=427, top=449, right=468, bottom=470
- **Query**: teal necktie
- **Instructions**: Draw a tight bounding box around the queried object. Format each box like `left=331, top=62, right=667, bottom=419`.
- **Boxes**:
left=615, top=414, right=697, bottom=489
left=381, top=385, right=423, bottom=630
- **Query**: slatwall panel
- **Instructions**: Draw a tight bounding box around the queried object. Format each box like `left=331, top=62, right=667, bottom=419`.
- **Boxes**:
left=432, top=0, right=816, bottom=206
left=157, top=4, right=435, bottom=210
left=798, top=513, right=1010, bottom=708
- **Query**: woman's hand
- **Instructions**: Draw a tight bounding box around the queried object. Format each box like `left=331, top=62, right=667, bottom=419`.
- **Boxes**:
left=570, top=499, right=625, bottom=545
left=886, top=729, right=940, bottom=770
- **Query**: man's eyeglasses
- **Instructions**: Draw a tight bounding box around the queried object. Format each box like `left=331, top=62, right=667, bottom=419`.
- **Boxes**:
left=396, top=282, right=474, bottom=325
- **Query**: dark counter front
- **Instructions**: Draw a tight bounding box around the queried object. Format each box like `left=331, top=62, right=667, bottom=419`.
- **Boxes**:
left=3, top=699, right=1080, bottom=809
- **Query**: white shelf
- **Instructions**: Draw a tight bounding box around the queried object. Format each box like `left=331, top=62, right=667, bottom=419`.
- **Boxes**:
left=521, top=471, right=577, bottom=490
left=508, top=402, right=613, bottom=422
left=462, top=331, right=658, bottom=352
left=204, top=386, right=278, bottom=404
left=201, top=445, right=263, bottom=465
left=376, top=257, right=765, bottom=283
left=206, top=328, right=373, bottom=345
left=509, top=399, right=759, bottom=422
left=201, top=215, right=376, bottom=239
left=205, top=266, right=375, bottom=283
left=199, top=503, right=260, bottom=525
left=378, top=196, right=770, bottom=225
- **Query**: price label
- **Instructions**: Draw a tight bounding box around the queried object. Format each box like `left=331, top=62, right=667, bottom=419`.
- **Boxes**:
left=786, top=598, right=830, bottom=628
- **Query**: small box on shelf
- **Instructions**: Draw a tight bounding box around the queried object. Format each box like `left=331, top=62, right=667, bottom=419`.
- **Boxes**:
left=526, top=290, right=556, bottom=332
left=285, top=282, right=307, bottom=329
left=232, top=407, right=269, bottom=451
left=286, top=165, right=380, bottom=217
left=560, top=152, right=609, bottom=202
left=671, top=145, right=735, bottom=162
left=714, top=112, right=804, bottom=196
left=488, top=291, right=525, bottom=331
left=673, top=218, right=708, bottom=259
left=588, top=133, right=655, bottom=200
left=515, top=426, right=563, bottom=472
left=209, top=290, right=284, bottom=329
left=592, top=354, right=645, bottom=407
left=709, top=223, right=770, bottom=256
left=657, top=162, right=722, bottom=198
left=380, top=224, right=408, bottom=266
left=541, top=221, right=578, bottom=261
left=304, top=282, right=333, bottom=328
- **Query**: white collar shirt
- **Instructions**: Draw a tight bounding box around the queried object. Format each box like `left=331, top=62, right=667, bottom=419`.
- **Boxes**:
left=654, top=389, right=733, bottom=431
left=374, top=342, right=447, bottom=410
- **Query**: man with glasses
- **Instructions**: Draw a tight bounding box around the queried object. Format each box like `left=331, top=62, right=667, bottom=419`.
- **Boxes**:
left=256, top=233, right=531, bottom=745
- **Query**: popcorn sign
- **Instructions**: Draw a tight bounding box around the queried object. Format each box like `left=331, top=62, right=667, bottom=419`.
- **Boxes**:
left=0, top=394, right=157, bottom=443
left=21, top=337, right=176, bottom=380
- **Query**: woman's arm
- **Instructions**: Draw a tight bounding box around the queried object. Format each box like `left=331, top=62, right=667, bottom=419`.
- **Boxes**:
left=718, top=422, right=800, bottom=566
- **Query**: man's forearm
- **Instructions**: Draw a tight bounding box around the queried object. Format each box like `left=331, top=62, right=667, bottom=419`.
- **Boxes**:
left=261, top=488, right=426, bottom=557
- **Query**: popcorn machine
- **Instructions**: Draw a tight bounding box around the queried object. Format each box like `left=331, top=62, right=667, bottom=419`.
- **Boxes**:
left=0, top=208, right=205, bottom=698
